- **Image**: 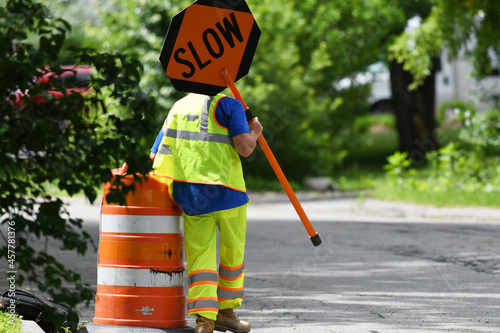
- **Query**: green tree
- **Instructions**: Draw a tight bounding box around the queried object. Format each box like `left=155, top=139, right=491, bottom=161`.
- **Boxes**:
left=84, top=0, right=189, bottom=118
left=232, top=0, right=404, bottom=179
left=85, top=0, right=404, bottom=181
left=389, top=0, right=500, bottom=155
left=1, top=0, right=157, bottom=310
left=391, top=0, right=500, bottom=84
left=384, top=0, right=439, bottom=156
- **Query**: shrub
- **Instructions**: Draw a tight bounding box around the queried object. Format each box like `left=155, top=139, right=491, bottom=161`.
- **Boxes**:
left=383, top=108, right=500, bottom=197
left=0, top=311, right=22, bottom=333
left=437, top=100, right=477, bottom=125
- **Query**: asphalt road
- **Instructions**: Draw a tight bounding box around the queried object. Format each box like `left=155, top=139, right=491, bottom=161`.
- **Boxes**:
left=2, top=195, right=500, bottom=332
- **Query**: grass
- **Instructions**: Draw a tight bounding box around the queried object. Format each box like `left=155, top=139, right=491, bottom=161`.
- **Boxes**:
left=332, top=159, right=500, bottom=209
left=333, top=125, right=500, bottom=209
left=371, top=183, right=500, bottom=208
left=0, top=310, right=22, bottom=333
left=334, top=128, right=397, bottom=192
left=245, top=175, right=304, bottom=192
left=345, top=129, right=399, bottom=165
left=334, top=163, right=386, bottom=192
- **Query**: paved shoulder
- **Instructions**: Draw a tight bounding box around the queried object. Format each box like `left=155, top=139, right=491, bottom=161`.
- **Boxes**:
left=247, top=192, right=500, bottom=224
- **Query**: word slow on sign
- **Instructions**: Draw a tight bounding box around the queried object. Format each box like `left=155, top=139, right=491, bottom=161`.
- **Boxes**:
left=160, top=0, right=260, bottom=95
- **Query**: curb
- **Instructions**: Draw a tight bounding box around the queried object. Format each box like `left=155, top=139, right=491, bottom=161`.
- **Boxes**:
left=21, top=320, right=44, bottom=333
left=63, top=191, right=500, bottom=223
left=78, top=323, right=194, bottom=333
left=361, top=198, right=500, bottom=223
left=246, top=192, right=500, bottom=223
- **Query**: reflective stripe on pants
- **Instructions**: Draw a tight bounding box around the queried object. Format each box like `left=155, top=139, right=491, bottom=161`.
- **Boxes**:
left=184, top=203, right=248, bottom=321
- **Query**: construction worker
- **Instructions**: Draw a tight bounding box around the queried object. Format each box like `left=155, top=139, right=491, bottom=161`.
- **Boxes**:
left=151, top=93, right=263, bottom=333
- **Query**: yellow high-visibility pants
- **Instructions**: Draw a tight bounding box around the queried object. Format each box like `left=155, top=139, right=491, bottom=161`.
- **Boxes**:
left=184, top=204, right=248, bottom=321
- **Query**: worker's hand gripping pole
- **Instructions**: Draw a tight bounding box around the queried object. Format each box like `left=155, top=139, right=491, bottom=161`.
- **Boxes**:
left=221, top=70, right=322, bottom=247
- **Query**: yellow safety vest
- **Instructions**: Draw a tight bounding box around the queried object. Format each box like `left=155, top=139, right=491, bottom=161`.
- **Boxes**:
left=152, top=93, right=246, bottom=192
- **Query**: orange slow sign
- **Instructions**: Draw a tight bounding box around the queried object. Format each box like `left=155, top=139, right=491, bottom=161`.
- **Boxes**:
left=160, top=0, right=261, bottom=95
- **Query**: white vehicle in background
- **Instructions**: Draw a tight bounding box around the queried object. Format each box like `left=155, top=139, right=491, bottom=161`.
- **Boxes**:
left=436, top=48, right=499, bottom=112
left=365, top=47, right=500, bottom=114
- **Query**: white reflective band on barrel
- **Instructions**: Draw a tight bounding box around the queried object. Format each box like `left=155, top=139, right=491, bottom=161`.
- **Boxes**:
left=100, top=214, right=180, bottom=234
left=98, top=267, right=183, bottom=287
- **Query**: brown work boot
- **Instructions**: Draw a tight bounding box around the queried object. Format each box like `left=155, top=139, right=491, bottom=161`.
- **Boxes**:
left=214, top=309, right=251, bottom=333
left=195, top=316, right=215, bottom=333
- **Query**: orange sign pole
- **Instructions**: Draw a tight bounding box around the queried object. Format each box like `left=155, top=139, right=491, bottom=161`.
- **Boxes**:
left=221, top=69, right=322, bottom=247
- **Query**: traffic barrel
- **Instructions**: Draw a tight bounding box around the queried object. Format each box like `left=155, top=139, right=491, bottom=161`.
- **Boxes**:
left=93, top=170, right=186, bottom=328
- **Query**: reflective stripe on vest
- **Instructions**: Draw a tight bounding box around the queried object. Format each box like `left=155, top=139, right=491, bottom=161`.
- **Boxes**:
left=200, top=95, right=212, bottom=132
left=164, top=128, right=233, bottom=146
left=163, top=95, right=233, bottom=146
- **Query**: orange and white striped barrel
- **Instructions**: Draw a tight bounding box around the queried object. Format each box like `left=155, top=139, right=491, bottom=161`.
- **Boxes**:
left=94, top=170, right=186, bottom=328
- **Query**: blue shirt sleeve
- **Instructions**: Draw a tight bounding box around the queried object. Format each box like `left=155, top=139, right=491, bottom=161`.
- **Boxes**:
left=215, top=97, right=249, bottom=138
left=151, top=129, right=164, bottom=154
